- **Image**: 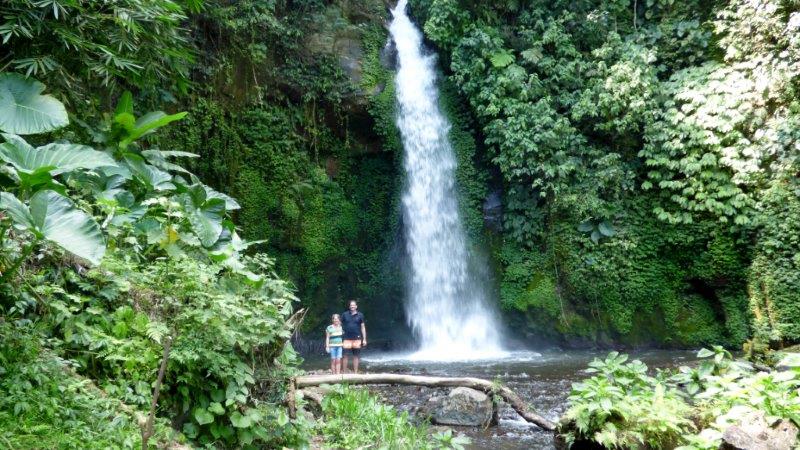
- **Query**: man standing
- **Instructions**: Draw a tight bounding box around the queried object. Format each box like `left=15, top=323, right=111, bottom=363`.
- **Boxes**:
left=341, top=300, right=367, bottom=373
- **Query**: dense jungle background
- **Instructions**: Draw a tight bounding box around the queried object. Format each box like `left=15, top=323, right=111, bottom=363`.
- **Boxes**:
left=1, top=0, right=799, bottom=448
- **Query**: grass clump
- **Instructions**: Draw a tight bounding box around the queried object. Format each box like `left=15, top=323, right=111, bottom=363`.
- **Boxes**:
left=320, top=385, right=470, bottom=450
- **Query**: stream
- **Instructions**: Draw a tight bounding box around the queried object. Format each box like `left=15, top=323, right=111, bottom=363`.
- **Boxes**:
left=303, top=349, right=698, bottom=449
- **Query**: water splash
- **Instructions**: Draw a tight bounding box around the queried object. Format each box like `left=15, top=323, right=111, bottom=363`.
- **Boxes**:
left=390, top=0, right=506, bottom=361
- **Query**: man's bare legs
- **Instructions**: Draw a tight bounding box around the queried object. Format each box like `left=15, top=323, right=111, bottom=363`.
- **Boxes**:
left=341, top=353, right=360, bottom=373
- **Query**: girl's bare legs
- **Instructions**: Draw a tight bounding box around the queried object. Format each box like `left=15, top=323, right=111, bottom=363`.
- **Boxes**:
left=330, top=356, right=336, bottom=374
left=335, top=358, right=341, bottom=374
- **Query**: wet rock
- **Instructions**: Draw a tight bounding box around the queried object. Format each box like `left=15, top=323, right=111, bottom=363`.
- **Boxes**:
left=720, top=409, right=798, bottom=450
left=299, top=406, right=317, bottom=424
left=776, top=352, right=800, bottom=371
left=553, top=434, right=605, bottom=450
left=425, top=387, right=494, bottom=427
left=482, top=190, right=503, bottom=231
left=380, top=39, right=397, bottom=70
left=334, top=36, right=364, bottom=85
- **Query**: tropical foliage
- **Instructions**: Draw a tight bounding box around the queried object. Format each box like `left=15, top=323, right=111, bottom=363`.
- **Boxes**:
left=4, top=0, right=800, bottom=447
left=0, top=74, right=309, bottom=448
left=0, top=0, right=195, bottom=101
left=562, top=348, right=800, bottom=449
left=409, top=0, right=800, bottom=348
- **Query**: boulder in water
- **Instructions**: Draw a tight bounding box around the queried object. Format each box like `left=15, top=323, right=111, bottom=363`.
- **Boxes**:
left=720, top=409, right=798, bottom=450
left=424, top=387, right=495, bottom=427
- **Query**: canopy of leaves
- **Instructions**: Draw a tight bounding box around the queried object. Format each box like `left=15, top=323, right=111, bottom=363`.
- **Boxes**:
left=0, top=0, right=195, bottom=101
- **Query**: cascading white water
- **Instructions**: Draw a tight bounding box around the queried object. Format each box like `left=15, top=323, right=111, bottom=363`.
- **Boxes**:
left=390, top=0, right=506, bottom=361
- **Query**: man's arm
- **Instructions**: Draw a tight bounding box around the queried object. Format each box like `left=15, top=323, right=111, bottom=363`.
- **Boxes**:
left=361, top=320, right=367, bottom=346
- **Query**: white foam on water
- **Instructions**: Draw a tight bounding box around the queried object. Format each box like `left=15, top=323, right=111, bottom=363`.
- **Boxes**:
left=363, top=350, right=543, bottom=364
left=390, top=0, right=507, bottom=361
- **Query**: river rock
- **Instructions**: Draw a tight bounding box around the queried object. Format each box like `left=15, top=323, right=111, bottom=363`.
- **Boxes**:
left=776, top=352, right=800, bottom=371
left=425, top=387, right=494, bottom=427
left=720, top=409, right=798, bottom=450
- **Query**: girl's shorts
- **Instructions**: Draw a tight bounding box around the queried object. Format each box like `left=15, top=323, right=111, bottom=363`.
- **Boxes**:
left=329, top=346, right=342, bottom=359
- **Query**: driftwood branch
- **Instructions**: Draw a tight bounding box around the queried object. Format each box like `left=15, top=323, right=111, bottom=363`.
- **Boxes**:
left=298, top=388, right=325, bottom=411
left=294, top=373, right=555, bottom=431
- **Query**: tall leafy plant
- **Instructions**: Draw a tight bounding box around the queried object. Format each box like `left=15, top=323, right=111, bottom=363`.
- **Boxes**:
left=0, top=74, right=108, bottom=270
left=0, top=73, right=252, bottom=282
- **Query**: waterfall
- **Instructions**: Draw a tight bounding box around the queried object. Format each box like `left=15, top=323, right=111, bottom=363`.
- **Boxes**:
left=390, top=0, right=506, bottom=360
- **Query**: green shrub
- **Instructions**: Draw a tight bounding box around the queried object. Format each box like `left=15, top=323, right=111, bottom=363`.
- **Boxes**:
left=564, top=348, right=800, bottom=449
left=562, top=352, right=694, bottom=449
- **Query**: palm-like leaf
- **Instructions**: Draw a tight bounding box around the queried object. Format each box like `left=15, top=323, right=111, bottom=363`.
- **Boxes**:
left=0, top=73, right=69, bottom=134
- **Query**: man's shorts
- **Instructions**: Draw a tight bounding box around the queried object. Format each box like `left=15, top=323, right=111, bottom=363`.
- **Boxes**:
left=329, top=346, right=342, bottom=359
left=343, top=339, right=362, bottom=356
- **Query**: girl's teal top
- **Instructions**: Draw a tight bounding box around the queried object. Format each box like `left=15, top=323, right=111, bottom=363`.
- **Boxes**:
left=326, top=325, right=343, bottom=346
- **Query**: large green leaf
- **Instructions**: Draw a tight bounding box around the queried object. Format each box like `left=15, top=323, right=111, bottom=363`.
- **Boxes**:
left=181, top=175, right=240, bottom=211
left=0, top=134, right=116, bottom=175
left=118, top=111, right=186, bottom=148
left=229, top=411, right=251, bottom=428
left=1, top=190, right=105, bottom=264
left=142, top=148, right=195, bottom=174
left=205, top=187, right=240, bottom=211
left=0, top=73, right=69, bottom=134
left=29, top=190, right=106, bottom=264
left=194, top=407, right=214, bottom=426
left=115, top=91, right=134, bottom=117
left=182, top=193, right=225, bottom=247
left=0, top=192, right=35, bottom=230
left=598, top=221, right=616, bottom=237
left=124, top=155, right=175, bottom=191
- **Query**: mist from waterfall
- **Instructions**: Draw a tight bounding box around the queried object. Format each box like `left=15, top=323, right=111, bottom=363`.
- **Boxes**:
left=389, top=0, right=506, bottom=361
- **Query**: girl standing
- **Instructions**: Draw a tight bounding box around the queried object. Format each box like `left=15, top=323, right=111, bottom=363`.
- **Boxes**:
left=325, top=314, right=344, bottom=374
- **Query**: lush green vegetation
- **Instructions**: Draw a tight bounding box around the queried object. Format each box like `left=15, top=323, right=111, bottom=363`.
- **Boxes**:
left=409, top=0, right=800, bottom=348
left=3, top=0, right=800, bottom=447
left=561, top=348, right=800, bottom=449
left=0, top=321, right=177, bottom=449
left=0, top=1, right=470, bottom=447
left=0, top=72, right=313, bottom=447
left=319, top=385, right=471, bottom=449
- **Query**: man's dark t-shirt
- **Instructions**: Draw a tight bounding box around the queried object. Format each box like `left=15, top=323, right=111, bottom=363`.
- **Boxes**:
left=341, top=311, right=365, bottom=340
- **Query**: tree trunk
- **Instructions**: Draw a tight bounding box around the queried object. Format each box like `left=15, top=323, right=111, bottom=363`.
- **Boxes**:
left=294, top=373, right=556, bottom=431
left=141, top=336, right=172, bottom=450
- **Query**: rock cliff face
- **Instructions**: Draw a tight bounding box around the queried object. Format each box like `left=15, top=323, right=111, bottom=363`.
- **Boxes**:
left=304, top=2, right=391, bottom=106
left=170, top=0, right=411, bottom=338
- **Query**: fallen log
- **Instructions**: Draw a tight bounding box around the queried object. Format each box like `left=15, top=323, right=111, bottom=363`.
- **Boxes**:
left=294, top=373, right=556, bottom=431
